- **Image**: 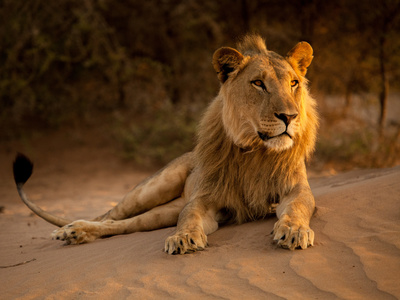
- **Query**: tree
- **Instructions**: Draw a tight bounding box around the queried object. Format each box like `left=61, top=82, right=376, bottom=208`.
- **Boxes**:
left=375, top=1, right=400, bottom=133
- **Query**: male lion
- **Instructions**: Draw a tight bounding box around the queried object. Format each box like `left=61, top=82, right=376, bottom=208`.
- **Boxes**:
left=13, top=35, right=318, bottom=254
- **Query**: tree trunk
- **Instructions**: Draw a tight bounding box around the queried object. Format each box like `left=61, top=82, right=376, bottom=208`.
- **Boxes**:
left=117, top=68, right=126, bottom=109
left=240, top=0, right=250, bottom=33
left=378, top=35, right=388, bottom=135
left=343, top=85, right=352, bottom=117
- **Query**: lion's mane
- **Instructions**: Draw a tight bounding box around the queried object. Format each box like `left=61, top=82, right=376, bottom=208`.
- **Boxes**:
left=193, top=35, right=318, bottom=223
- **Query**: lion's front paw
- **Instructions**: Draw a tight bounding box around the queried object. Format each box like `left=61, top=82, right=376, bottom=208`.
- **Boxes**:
left=51, top=220, right=99, bottom=245
left=164, top=230, right=208, bottom=255
left=272, top=216, right=314, bottom=250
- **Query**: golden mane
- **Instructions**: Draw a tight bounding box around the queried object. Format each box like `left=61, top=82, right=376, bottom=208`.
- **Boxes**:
left=237, top=34, right=268, bottom=55
left=194, top=37, right=319, bottom=223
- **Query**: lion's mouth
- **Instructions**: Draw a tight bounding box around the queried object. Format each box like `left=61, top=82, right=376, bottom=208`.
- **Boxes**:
left=257, top=131, right=292, bottom=141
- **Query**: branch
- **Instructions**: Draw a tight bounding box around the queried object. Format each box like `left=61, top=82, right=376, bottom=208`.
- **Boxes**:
left=0, top=258, right=36, bottom=269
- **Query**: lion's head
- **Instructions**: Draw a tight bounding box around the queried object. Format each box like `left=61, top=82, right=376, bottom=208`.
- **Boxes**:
left=212, top=35, right=318, bottom=158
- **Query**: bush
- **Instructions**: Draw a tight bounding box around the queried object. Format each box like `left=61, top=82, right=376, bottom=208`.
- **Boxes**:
left=113, top=104, right=199, bottom=166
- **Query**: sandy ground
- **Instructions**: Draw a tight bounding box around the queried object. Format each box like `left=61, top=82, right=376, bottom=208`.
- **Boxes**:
left=0, top=133, right=399, bottom=299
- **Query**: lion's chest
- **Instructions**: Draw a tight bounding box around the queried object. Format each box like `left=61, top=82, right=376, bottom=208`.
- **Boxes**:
left=226, top=164, right=289, bottom=221
left=243, top=179, right=281, bottom=216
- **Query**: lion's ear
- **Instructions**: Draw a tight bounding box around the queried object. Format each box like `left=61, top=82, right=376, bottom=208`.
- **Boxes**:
left=213, top=47, right=244, bottom=83
left=286, top=42, right=313, bottom=76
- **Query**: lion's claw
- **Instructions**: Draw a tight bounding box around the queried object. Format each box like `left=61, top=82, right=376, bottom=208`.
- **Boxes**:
left=51, top=220, right=99, bottom=245
left=272, top=217, right=314, bottom=250
left=164, top=231, right=208, bottom=255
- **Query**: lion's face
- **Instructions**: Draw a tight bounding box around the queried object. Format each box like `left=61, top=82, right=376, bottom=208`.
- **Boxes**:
left=213, top=39, right=314, bottom=152
left=222, top=55, right=303, bottom=151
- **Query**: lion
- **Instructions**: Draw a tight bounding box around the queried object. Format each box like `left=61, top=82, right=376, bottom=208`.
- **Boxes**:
left=13, top=34, right=318, bottom=254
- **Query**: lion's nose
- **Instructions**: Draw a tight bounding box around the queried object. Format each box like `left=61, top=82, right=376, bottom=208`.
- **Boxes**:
left=274, top=113, right=298, bottom=126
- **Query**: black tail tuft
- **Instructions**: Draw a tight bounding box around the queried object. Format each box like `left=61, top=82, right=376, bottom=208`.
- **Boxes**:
left=13, top=153, right=34, bottom=185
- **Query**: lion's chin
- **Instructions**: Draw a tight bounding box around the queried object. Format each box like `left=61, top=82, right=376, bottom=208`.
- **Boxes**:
left=263, top=134, right=294, bottom=152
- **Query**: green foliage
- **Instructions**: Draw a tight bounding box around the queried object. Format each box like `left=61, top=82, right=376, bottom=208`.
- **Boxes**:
left=0, top=0, right=221, bottom=138
left=1, top=0, right=399, bottom=168
left=113, top=105, right=199, bottom=167
left=317, top=131, right=372, bottom=164
left=316, top=121, right=400, bottom=170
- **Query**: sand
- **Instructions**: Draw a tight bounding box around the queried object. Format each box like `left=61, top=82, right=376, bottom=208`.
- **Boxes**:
left=0, top=138, right=399, bottom=299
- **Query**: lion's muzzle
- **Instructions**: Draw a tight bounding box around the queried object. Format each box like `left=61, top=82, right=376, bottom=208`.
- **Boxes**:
left=258, top=131, right=292, bottom=141
left=257, top=131, right=269, bottom=141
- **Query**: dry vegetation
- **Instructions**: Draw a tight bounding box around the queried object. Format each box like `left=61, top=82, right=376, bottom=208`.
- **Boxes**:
left=1, top=0, right=399, bottom=171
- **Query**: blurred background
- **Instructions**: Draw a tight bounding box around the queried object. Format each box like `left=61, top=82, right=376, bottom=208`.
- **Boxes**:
left=1, top=0, right=399, bottom=173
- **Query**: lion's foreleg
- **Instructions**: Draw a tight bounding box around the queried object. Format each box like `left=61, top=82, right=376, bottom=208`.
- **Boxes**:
left=93, top=152, right=193, bottom=222
left=164, top=199, right=219, bottom=255
left=273, top=181, right=315, bottom=250
left=52, top=197, right=187, bottom=244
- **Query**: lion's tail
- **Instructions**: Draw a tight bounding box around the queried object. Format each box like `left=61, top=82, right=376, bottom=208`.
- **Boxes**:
left=13, top=153, right=72, bottom=227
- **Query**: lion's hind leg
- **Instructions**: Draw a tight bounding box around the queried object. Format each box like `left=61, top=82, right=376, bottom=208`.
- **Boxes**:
left=93, top=152, right=193, bottom=222
left=52, top=197, right=187, bottom=244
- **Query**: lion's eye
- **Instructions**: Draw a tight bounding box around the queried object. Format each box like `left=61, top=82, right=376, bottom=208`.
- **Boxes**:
left=291, top=80, right=299, bottom=87
left=251, top=80, right=266, bottom=91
